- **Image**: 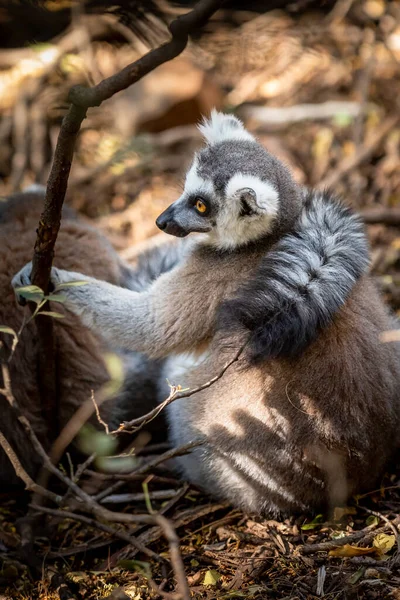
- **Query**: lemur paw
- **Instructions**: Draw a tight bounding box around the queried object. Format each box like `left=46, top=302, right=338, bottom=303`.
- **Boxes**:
left=12, top=262, right=64, bottom=306
left=12, top=261, right=33, bottom=293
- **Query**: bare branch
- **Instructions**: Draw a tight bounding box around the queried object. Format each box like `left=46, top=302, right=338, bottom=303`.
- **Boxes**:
left=29, top=504, right=181, bottom=600
left=10, top=404, right=190, bottom=597
left=300, top=516, right=400, bottom=555
left=0, top=428, right=60, bottom=504
left=28, top=0, right=223, bottom=440
left=94, top=440, right=204, bottom=502
left=115, top=343, right=247, bottom=434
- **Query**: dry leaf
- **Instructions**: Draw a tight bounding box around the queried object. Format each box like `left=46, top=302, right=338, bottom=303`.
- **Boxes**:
left=203, top=570, right=221, bottom=586
left=373, top=533, right=396, bottom=555
left=329, top=544, right=375, bottom=558
left=333, top=506, right=357, bottom=521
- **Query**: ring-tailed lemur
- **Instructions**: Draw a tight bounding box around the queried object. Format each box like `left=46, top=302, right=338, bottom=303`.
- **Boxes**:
left=12, top=111, right=400, bottom=514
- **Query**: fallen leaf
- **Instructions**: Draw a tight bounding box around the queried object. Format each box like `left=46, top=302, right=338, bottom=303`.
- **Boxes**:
left=118, top=559, right=152, bottom=579
left=373, top=533, right=396, bottom=555
left=348, top=567, right=364, bottom=585
left=329, top=544, right=375, bottom=558
left=301, top=514, right=324, bottom=530
left=366, top=515, right=379, bottom=527
left=333, top=506, right=357, bottom=521
left=203, top=570, right=221, bottom=586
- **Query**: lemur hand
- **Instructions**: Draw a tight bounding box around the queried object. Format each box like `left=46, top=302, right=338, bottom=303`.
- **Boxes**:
left=12, top=262, right=89, bottom=307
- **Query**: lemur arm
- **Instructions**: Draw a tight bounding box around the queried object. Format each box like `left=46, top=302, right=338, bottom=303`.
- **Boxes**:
left=12, top=255, right=226, bottom=358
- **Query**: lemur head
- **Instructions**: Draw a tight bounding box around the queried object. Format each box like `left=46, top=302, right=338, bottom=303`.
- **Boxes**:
left=156, top=110, right=302, bottom=249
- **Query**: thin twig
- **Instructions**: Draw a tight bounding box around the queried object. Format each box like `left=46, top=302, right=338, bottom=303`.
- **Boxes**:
left=0, top=363, right=61, bottom=503
left=29, top=505, right=179, bottom=600
left=29, top=0, right=223, bottom=441
left=301, top=516, right=400, bottom=555
left=358, top=505, right=400, bottom=564
left=12, top=408, right=190, bottom=597
left=94, top=440, right=204, bottom=502
left=91, top=389, right=109, bottom=434
left=101, top=489, right=184, bottom=504
left=115, top=344, right=246, bottom=433
left=0, top=428, right=60, bottom=504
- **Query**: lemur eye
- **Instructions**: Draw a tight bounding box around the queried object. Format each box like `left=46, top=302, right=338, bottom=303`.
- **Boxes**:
left=195, top=198, right=207, bottom=214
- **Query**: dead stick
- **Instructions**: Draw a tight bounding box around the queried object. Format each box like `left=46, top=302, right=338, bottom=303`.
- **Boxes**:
left=30, top=505, right=178, bottom=600
left=301, top=516, right=400, bottom=554
left=115, top=343, right=246, bottom=433
left=94, top=440, right=204, bottom=502
left=0, top=428, right=61, bottom=504
left=29, top=0, right=223, bottom=441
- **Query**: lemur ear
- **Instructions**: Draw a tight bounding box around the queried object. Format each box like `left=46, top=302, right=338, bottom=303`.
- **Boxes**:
left=238, top=188, right=257, bottom=217
left=226, top=174, right=280, bottom=216
left=198, top=109, right=255, bottom=145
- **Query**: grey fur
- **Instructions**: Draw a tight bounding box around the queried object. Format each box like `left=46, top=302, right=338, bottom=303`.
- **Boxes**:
left=11, top=112, right=400, bottom=514
left=221, top=189, right=370, bottom=362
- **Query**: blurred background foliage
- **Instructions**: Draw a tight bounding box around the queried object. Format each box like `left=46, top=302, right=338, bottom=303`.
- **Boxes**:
left=0, top=1, right=399, bottom=291
left=0, top=0, right=399, bottom=287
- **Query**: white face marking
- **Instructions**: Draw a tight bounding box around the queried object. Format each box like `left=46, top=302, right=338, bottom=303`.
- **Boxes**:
left=198, top=109, right=255, bottom=146
left=212, top=173, right=279, bottom=250
left=184, top=158, right=214, bottom=197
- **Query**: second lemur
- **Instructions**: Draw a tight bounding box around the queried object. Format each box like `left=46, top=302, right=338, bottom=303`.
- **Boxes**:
left=13, top=111, right=400, bottom=514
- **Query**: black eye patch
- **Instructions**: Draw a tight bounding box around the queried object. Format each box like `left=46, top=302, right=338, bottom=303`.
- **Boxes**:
left=239, top=198, right=255, bottom=217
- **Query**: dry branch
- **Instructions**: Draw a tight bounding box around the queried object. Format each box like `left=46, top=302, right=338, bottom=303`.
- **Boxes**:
left=115, top=343, right=246, bottom=433
left=29, top=0, right=223, bottom=441
left=3, top=366, right=191, bottom=597
left=300, top=515, right=400, bottom=555
left=94, top=440, right=204, bottom=502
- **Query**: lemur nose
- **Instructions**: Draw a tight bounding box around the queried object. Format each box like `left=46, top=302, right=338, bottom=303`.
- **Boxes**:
left=156, top=215, right=167, bottom=230
left=156, top=206, right=173, bottom=231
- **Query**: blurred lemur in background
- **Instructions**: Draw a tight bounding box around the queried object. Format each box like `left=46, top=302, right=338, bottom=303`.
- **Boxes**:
left=11, top=111, right=400, bottom=515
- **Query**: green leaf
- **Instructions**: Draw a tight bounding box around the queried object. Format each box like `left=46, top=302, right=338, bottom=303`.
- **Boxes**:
left=101, top=353, right=124, bottom=397
left=77, top=425, right=117, bottom=457
left=142, top=481, right=153, bottom=515
left=366, top=515, right=379, bottom=527
left=203, top=570, right=221, bottom=586
left=118, top=559, right=152, bottom=579
left=54, top=280, right=89, bottom=291
left=301, top=514, right=324, bottom=530
left=38, top=311, right=65, bottom=319
left=333, top=112, right=354, bottom=128
left=16, top=285, right=44, bottom=304
left=95, top=455, right=136, bottom=473
left=348, top=567, right=364, bottom=585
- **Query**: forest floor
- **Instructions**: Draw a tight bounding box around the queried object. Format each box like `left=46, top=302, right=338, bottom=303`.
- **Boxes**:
left=1, top=1, right=400, bottom=598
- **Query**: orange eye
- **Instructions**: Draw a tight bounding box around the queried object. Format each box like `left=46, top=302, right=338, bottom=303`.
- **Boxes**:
left=195, top=198, right=207, bottom=214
